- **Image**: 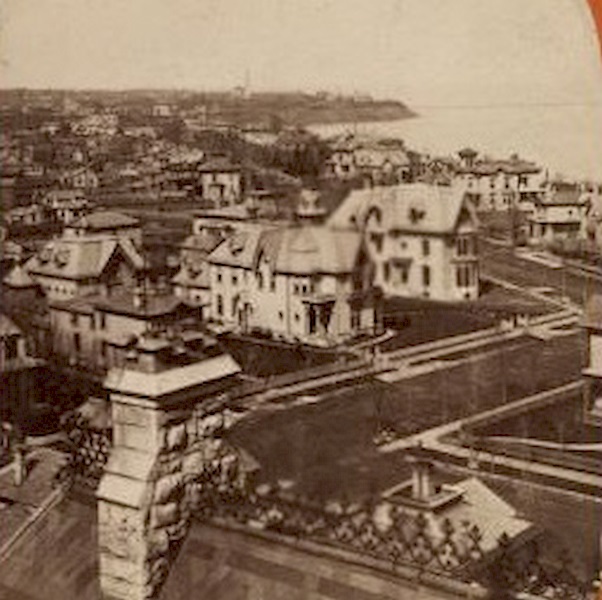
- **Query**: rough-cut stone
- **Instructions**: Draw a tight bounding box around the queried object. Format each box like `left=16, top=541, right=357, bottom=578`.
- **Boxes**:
left=147, top=529, right=169, bottom=560
left=99, top=552, right=143, bottom=584
left=100, top=573, right=143, bottom=600
left=166, top=423, right=187, bottom=451
left=98, top=505, right=143, bottom=561
left=154, top=473, right=183, bottom=505
left=182, top=449, right=205, bottom=475
left=152, top=502, right=179, bottom=529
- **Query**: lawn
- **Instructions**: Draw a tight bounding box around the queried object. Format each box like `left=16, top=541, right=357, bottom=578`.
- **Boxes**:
left=227, top=333, right=584, bottom=501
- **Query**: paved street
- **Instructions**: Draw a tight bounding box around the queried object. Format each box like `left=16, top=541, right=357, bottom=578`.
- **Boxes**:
left=480, top=239, right=602, bottom=306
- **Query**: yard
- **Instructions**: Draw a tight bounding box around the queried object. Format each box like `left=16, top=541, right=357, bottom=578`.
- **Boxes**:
left=227, top=333, right=584, bottom=502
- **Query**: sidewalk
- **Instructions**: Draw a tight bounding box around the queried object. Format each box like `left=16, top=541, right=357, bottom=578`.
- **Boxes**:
left=0, top=447, right=65, bottom=555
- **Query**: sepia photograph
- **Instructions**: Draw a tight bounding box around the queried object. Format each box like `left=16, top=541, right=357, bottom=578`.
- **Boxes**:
left=1, top=1, right=601, bottom=598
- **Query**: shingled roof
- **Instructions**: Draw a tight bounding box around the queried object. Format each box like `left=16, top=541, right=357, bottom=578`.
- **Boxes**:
left=25, top=236, right=143, bottom=280
left=255, top=227, right=364, bottom=275
left=328, top=183, right=476, bottom=235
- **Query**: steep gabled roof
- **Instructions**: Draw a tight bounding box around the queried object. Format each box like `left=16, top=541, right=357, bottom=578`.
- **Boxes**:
left=258, top=226, right=364, bottom=275
left=328, top=183, right=475, bottom=235
left=25, top=236, right=143, bottom=280
left=206, top=225, right=269, bottom=269
left=3, top=264, right=37, bottom=288
left=0, top=312, right=22, bottom=337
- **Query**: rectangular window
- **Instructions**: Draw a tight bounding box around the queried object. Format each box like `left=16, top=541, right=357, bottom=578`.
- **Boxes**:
left=5, top=336, right=18, bottom=360
left=90, top=315, right=96, bottom=331
left=401, top=266, right=409, bottom=284
left=383, top=263, right=390, bottom=282
left=351, top=310, right=360, bottom=330
left=100, top=313, right=106, bottom=330
left=216, top=269, right=222, bottom=283
left=422, top=239, right=430, bottom=257
left=256, top=272, right=264, bottom=290
left=270, top=274, right=276, bottom=292
left=422, top=265, right=431, bottom=287
left=71, top=313, right=79, bottom=327
left=216, top=294, right=223, bottom=315
left=74, top=333, right=81, bottom=354
left=101, top=341, right=108, bottom=358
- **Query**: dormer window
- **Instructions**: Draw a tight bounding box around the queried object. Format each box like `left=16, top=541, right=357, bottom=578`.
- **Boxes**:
left=409, top=207, right=426, bottom=224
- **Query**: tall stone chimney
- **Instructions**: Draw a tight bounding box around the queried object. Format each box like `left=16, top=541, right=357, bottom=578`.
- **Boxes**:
left=97, top=337, right=241, bottom=600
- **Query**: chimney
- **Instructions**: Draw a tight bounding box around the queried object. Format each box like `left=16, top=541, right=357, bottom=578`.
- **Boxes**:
left=408, top=446, right=435, bottom=502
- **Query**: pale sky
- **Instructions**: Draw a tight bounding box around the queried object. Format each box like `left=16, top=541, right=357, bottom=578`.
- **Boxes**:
left=1, top=0, right=601, bottom=108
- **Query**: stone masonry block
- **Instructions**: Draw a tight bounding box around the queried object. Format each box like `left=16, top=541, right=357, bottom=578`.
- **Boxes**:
left=100, top=573, right=145, bottom=600
left=152, top=502, right=179, bottom=529
left=99, top=552, right=144, bottom=585
left=154, top=473, right=183, bottom=505
left=114, top=422, right=158, bottom=452
left=113, top=403, right=152, bottom=427
left=147, top=529, right=169, bottom=561
left=182, top=449, right=205, bottom=476
left=166, top=423, right=187, bottom=451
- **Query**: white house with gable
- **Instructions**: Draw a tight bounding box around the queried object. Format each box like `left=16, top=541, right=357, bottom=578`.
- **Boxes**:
left=328, top=183, right=480, bottom=302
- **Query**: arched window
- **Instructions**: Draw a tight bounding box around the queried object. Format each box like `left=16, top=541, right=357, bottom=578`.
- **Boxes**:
left=364, top=206, right=382, bottom=228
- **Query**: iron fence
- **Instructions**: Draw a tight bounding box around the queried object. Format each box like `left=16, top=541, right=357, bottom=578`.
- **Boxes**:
left=54, top=411, right=112, bottom=489
left=188, top=452, right=592, bottom=599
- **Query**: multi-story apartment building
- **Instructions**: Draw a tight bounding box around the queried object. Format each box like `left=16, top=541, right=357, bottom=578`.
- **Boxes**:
left=24, top=235, right=144, bottom=302
left=526, top=182, right=591, bottom=247
left=206, top=224, right=382, bottom=346
left=48, top=288, right=200, bottom=373
left=41, top=189, right=90, bottom=225
left=325, top=135, right=411, bottom=185
left=455, top=150, right=544, bottom=213
left=198, top=157, right=243, bottom=206
left=328, top=183, right=480, bottom=302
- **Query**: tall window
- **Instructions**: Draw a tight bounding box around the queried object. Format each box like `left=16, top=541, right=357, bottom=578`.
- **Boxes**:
left=74, top=333, right=81, bottom=354
left=216, top=294, right=223, bottom=315
left=270, top=274, right=276, bottom=292
left=422, top=239, right=430, bottom=257
left=422, top=265, right=431, bottom=287
left=457, top=236, right=474, bottom=256
left=71, top=313, right=79, bottom=327
left=99, top=313, right=106, bottom=330
left=256, top=272, right=264, bottom=290
left=456, top=265, right=472, bottom=287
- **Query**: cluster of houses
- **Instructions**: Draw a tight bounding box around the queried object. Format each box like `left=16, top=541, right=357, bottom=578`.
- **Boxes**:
left=2, top=181, right=481, bottom=378
left=321, top=136, right=602, bottom=254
